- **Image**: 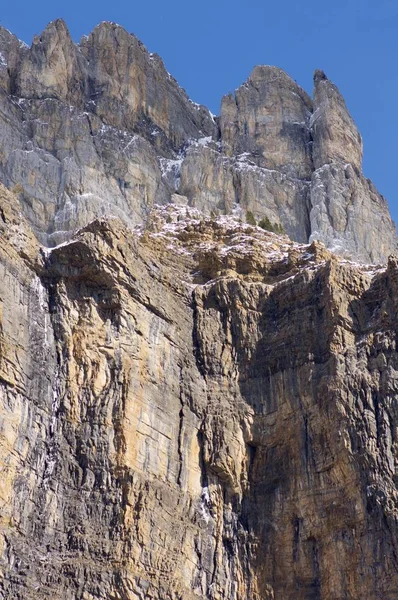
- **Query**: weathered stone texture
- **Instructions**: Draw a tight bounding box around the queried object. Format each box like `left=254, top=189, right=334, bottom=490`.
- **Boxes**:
left=0, top=18, right=398, bottom=599
left=0, top=195, right=397, bottom=599
left=311, top=69, right=363, bottom=171
left=306, top=70, right=396, bottom=264
left=220, top=65, right=313, bottom=179
left=0, top=20, right=217, bottom=245
left=0, top=20, right=395, bottom=261
left=309, top=162, right=397, bottom=263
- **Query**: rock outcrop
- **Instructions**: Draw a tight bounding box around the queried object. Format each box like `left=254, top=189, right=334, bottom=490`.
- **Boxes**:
left=220, top=65, right=313, bottom=179
left=311, top=69, right=363, bottom=171
left=0, top=20, right=395, bottom=261
left=0, top=187, right=397, bottom=599
left=308, top=70, right=396, bottom=262
left=0, top=19, right=398, bottom=600
left=0, top=20, right=217, bottom=245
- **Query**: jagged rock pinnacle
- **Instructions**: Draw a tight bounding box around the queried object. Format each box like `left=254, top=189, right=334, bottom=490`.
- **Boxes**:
left=314, top=68, right=328, bottom=83
left=0, top=19, right=398, bottom=600
left=0, top=19, right=395, bottom=264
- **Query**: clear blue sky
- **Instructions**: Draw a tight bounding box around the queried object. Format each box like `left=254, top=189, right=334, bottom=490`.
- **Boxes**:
left=2, top=1, right=397, bottom=223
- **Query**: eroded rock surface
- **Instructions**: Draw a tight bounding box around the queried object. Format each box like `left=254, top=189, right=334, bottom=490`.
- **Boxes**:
left=0, top=21, right=398, bottom=597
left=0, top=20, right=395, bottom=261
left=220, top=65, right=313, bottom=179
left=0, top=185, right=397, bottom=599
left=0, top=20, right=217, bottom=245
left=308, top=70, right=396, bottom=263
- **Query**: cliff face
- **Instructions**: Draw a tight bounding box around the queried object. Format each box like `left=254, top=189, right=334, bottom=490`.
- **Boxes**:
left=0, top=20, right=395, bottom=261
left=1, top=19, right=398, bottom=600
left=0, top=182, right=398, bottom=599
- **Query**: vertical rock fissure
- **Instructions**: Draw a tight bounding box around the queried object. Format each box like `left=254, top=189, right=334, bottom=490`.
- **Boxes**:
left=41, top=353, right=61, bottom=488
left=177, top=366, right=185, bottom=487
left=305, top=116, right=315, bottom=243
left=41, top=277, right=63, bottom=489
left=197, top=428, right=209, bottom=489
left=191, top=290, right=206, bottom=377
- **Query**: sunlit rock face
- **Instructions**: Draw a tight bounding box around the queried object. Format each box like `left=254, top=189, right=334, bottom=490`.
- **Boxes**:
left=220, top=65, right=314, bottom=179
left=0, top=19, right=398, bottom=600
left=0, top=20, right=395, bottom=260
left=0, top=19, right=217, bottom=246
left=0, top=190, right=398, bottom=599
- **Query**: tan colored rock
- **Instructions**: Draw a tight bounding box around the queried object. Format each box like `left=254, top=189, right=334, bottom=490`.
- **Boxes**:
left=79, top=22, right=218, bottom=149
left=17, top=19, right=86, bottom=105
left=0, top=202, right=397, bottom=599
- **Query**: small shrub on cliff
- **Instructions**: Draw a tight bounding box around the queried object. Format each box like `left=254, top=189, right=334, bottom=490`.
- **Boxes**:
left=258, top=216, right=284, bottom=234
left=246, top=211, right=257, bottom=226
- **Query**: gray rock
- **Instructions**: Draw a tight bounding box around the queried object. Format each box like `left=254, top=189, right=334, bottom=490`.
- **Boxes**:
left=0, top=21, right=395, bottom=263
left=0, top=26, right=28, bottom=93
left=220, top=66, right=313, bottom=179
left=309, top=71, right=397, bottom=263
left=310, top=162, right=397, bottom=263
left=311, top=69, right=362, bottom=170
left=179, top=143, right=311, bottom=241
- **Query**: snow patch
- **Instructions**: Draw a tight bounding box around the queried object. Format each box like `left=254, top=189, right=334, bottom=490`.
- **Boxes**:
left=196, top=136, right=212, bottom=147
left=199, top=487, right=212, bottom=523
left=42, top=373, right=61, bottom=487
left=32, top=276, right=50, bottom=346
left=189, top=100, right=202, bottom=110
left=159, top=156, right=184, bottom=189
left=122, top=135, right=139, bottom=153
left=209, top=111, right=217, bottom=123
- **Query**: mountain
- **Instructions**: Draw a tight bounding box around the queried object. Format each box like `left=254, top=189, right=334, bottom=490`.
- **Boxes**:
left=0, top=19, right=396, bottom=261
left=0, top=20, right=398, bottom=600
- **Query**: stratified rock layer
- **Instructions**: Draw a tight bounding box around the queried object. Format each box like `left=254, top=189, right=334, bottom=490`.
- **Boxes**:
left=0, top=20, right=395, bottom=261
left=0, top=184, right=397, bottom=599
left=0, top=21, right=398, bottom=598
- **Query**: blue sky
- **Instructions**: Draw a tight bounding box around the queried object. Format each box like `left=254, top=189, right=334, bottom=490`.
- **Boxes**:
left=2, top=1, right=398, bottom=223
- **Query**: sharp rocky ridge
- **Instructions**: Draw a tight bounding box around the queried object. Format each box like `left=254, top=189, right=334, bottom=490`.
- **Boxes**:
left=0, top=18, right=395, bottom=262
left=1, top=18, right=398, bottom=600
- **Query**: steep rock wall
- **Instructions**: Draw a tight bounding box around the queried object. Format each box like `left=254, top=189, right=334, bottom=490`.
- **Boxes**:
left=0, top=21, right=395, bottom=262
left=0, top=186, right=397, bottom=599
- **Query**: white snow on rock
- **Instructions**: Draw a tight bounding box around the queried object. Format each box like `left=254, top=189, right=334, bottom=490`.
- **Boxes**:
left=159, top=156, right=184, bottom=189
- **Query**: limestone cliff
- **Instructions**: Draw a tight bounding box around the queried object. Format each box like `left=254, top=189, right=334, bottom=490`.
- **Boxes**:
left=0, top=20, right=395, bottom=261
left=1, top=18, right=398, bottom=600
left=0, top=181, right=398, bottom=599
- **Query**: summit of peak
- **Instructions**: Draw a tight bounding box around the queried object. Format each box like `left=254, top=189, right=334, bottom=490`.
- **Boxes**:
left=314, top=69, right=328, bottom=84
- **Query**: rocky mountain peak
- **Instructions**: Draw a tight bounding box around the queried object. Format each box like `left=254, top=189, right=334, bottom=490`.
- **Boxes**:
left=313, top=68, right=328, bottom=84
left=17, top=18, right=84, bottom=104
left=220, top=65, right=313, bottom=179
left=0, top=20, right=394, bottom=264
left=0, top=25, right=27, bottom=94
left=1, top=20, right=398, bottom=600
left=311, top=68, right=363, bottom=170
